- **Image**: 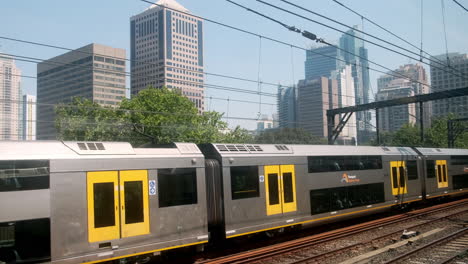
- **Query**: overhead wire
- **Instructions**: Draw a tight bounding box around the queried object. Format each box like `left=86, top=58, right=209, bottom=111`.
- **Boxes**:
left=250, top=0, right=468, bottom=80
left=331, top=0, right=446, bottom=65
left=279, top=0, right=455, bottom=71
left=452, top=0, right=468, bottom=12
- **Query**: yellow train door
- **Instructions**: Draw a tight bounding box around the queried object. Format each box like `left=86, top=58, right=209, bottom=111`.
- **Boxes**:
left=281, top=165, right=297, bottom=213
left=87, top=171, right=120, bottom=243
left=87, top=170, right=150, bottom=243
left=264, top=165, right=282, bottom=216
left=120, top=170, right=150, bottom=238
left=390, top=161, right=407, bottom=196
left=436, top=160, right=449, bottom=188
left=264, top=165, right=297, bottom=216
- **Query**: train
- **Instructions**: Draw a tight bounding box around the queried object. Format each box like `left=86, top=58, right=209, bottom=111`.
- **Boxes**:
left=0, top=141, right=467, bottom=263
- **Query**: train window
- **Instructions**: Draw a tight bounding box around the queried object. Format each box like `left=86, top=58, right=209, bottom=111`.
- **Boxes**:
left=283, top=172, right=294, bottom=203
left=310, top=189, right=329, bottom=214
left=426, top=160, right=436, bottom=178
left=407, top=161, right=418, bottom=180
left=124, top=181, right=144, bottom=224
left=453, top=174, right=468, bottom=189
left=0, top=160, right=49, bottom=192
left=93, top=182, right=116, bottom=228
left=309, top=183, right=385, bottom=215
left=399, top=167, right=406, bottom=187
left=230, top=166, right=259, bottom=200
left=450, top=155, right=468, bottom=165
left=158, top=168, right=198, bottom=207
left=268, top=173, right=280, bottom=205
left=442, top=165, right=447, bottom=182
left=308, top=156, right=382, bottom=173
left=392, top=167, right=398, bottom=188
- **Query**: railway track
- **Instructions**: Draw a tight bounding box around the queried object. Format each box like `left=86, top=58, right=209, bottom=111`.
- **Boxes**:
left=198, top=198, right=468, bottom=264
left=383, top=228, right=468, bottom=264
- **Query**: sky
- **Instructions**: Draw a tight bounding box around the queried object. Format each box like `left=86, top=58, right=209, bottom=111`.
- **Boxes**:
left=1, top=0, right=467, bottom=130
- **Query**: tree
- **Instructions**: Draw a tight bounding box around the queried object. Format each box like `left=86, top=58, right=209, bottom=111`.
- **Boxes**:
left=55, top=87, right=253, bottom=145
left=371, top=114, right=468, bottom=148
left=55, top=97, right=129, bottom=141
left=255, top=127, right=327, bottom=144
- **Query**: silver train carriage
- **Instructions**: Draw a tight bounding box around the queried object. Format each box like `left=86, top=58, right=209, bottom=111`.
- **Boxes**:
left=200, top=144, right=468, bottom=239
left=0, top=141, right=208, bottom=264
left=0, top=141, right=467, bottom=263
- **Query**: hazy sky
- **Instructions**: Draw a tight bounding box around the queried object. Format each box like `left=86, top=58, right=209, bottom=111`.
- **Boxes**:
left=1, top=0, right=467, bottom=129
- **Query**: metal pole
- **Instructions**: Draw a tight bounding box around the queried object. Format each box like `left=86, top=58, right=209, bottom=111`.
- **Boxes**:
left=419, top=102, right=424, bottom=143
left=327, top=114, right=335, bottom=145
left=447, top=120, right=453, bottom=148
left=375, top=108, right=380, bottom=145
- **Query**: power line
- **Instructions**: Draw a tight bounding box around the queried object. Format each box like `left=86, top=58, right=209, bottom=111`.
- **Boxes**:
left=280, top=0, right=454, bottom=71
left=1, top=53, right=278, bottom=98
left=452, top=0, right=468, bottom=12
left=0, top=36, right=286, bottom=90
left=137, top=0, right=449, bottom=89
left=331, top=0, right=445, bottom=65
left=221, top=1, right=443, bottom=94
left=250, top=0, right=468, bottom=80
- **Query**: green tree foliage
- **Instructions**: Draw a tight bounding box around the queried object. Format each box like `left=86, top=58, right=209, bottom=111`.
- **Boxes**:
left=254, top=127, right=327, bottom=144
left=55, top=97, right=129, bottom=141
left=372, top=114, right=468, bottom=148
left=55, top=87, right=253, bottom=145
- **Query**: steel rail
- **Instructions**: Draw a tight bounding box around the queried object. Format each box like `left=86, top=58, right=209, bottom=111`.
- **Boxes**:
left=200, top=198, right=468, bottom=264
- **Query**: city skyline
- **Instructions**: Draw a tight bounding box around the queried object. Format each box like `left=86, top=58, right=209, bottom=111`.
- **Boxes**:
left=0, top=0, right=467, bottom=130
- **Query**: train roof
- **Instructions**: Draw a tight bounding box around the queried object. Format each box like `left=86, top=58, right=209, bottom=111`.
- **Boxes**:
left=207, top=143, right=419, bottom=157
left=0, top=141, right=203, bottom=160
left=415, top=147, right=468, bottom=156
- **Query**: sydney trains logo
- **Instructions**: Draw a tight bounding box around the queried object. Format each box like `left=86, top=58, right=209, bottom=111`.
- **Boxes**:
left=341, top=173, right=360, bottom=183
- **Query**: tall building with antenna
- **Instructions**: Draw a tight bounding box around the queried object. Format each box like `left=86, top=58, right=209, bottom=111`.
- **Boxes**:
left=130, top=0, right=205, bottom=112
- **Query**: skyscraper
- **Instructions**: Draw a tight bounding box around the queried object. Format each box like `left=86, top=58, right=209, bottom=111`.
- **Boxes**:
left=377, top=63, right=430, bottom=131
left=22, top=94, right=36, bottom=140
left=37, top=43, right=126, bottom=139
left=0, top=54, right=22, bottom=140
left=297, top=77, right=338, bottom=138
left=332, top=65, right=357, bottom=142
left=430, top=53, right=468, bottom=118
left=376, top=79, right=417, bottom=132
left=130, top=0, right=204, bottom=111
left=277, top=85, right=297, bottom=128
left=305, top=45, right=340, bottom=80
left=339, top=26, right=372, bottom=143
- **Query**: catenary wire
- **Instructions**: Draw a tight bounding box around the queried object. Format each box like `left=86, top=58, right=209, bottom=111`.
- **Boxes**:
left=278, top=0, right=458, bottom=73
left=137, top=0, right=452, bottom=90
left=250, top=0, right=468, bottom=80
left=331, top=0, right=446, bottom=65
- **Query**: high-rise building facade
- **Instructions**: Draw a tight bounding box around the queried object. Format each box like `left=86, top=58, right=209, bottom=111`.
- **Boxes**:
left=377, top=63, right=430, bottom=130
left=332, top=65, right=357, bottom=142
left=430, top=53, right=468, bottom=118
left=131, top=0, right=204, bottom=111
left=0, top=55, right=22, bottom=140
left=277, top=85, right=297, bottom=128
left=376, top=79, right=416, bottom=132
left=22, top=94, right=36, bottom=140
left=297, top=77, right=338, bottom=138
left=339, top=27, right=372, bottom=143
left=305, top=45, right=340, bottom=80
left=37, top=43, right=126, bottom=139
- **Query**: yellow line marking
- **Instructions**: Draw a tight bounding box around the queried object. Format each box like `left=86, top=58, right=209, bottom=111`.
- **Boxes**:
left=82, top=240, right=208, bottom=264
